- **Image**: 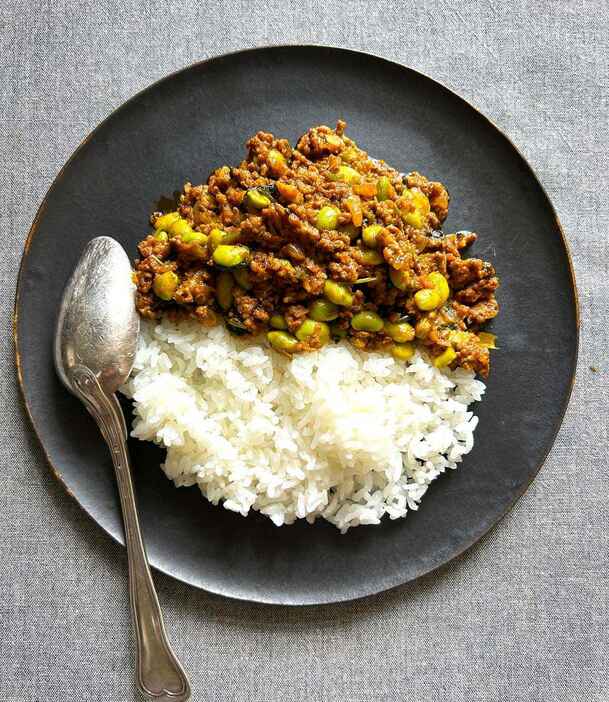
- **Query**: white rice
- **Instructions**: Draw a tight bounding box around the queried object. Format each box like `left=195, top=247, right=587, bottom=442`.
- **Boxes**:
left=121, top=318, right=485, bottom=532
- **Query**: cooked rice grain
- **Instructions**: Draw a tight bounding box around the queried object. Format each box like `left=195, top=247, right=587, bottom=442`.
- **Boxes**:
left=120, top=319, right=485, bottom=532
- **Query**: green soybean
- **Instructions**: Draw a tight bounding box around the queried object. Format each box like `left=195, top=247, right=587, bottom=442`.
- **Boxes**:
left=359, top=249, right=384, bottom=266
left=245, top=188, right=272, bottom=210
left=181, top=229, right=208, bottom=245
left=391, top=342, right=415, bottom=362
left=169, top=218, right=195, bottom=239
left=316, top=206, right=340, bottom=231
left=245, top=189, right=272, bottom=209
left=267, top=330, right=299, bottom=353
left=389, top=267, right=411, bottom=291
left=216, top=272, right=234, bottom=311
left=154, top=211, right=180, bottom=231
left=269, top=314, right=288, bottom=330
left=233, top=267, right=252, bottom=290
left=295, top=319, right=330, bottom=345
left=327, top=165, right=361, bottom=185
left=385, top=321, right=415, bottom=342
left=362, top=224, right=383, bottom=249
left=153, top=271, right=179, bottom=301
left=351, top=311, right=384, bottom=332
left=209, top=228, right=240, bottom=249
left=323, top=280, right=353, bottom=307
left=213, top=245, right=250, bottom=268
left=309, top=299, right=339, bottom=322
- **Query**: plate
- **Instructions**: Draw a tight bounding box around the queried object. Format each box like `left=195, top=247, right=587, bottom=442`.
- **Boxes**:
left=14, top=46, right=578, bottom=605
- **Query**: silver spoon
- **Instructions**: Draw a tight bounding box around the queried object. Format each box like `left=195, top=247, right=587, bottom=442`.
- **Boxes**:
left=54, top=236, right=191, bottom=702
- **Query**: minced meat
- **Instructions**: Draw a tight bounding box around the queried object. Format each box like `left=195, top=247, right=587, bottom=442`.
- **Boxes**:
left=134, top=122, right=499, bottom=376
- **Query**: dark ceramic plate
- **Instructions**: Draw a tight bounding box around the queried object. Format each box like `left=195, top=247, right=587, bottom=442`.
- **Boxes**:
left=15, top=46, right=578, bottom=605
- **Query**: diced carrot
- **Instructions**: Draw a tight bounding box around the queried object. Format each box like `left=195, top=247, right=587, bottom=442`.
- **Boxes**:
left=276, top=181, right=303, bottom=203
left=353, top=182, right=377, bottom=198
left=345, top=196, right=363, bottom=226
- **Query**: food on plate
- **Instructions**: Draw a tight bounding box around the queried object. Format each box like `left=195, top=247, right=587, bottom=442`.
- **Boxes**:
left=123, top=122, right=498, bottom=530
left=134, top=120, right=499, bottom=377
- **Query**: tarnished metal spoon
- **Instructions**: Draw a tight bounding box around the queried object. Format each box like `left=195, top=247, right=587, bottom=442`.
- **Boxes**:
left=54, top=236, right=190, bottom=702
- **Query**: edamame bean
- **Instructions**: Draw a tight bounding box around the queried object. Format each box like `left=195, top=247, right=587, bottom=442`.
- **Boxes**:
left=267, top=330, right=299, bottom=353
left=385, top=321, right=415, bottom=342
left=362, top=224, right=383, bottom=248
left=295, top=319, right=330, bottom=345
left=154, top=211, right=180, bottom=231
left=216, top=272, right=234, bottom=311
left=210, top=228, right=240, bottom=249
left=414, top=288, right=441, bottom=311
left=449, top=330, right=470, bottom=346
left=309, top=299, right=339, bottom=322
left=327, top=165, right=361, bottom=185
left=391, top=342, right=415, bottom=361
left=245, top=189, right=272, bottom=209
left=213, top=245, right=250, bottom=268
left=427, top=271, right=450, bottom=303
left=153, top=271, right=179, bottom=301
left=359, top=249, right=383, bottom=266
left=316, top=206, right=340, bottom=231
left=269, top=314, right=288, bottom=330
left=233, top=268, right=252, bottom=290
left=324, top=280, right=353, bottom=307
left=351, top=311, right=384, bottom=332
left=433, top=346, right=457, bottom=368
left=169, top=218, right=195, bottom=239
left=398, top=189, right=430, bottom=229
left=181, top=229, right=208, bottom=245
left=341, top=147, right=359, bottom=163
left=389, top=267, right=411, bottom=291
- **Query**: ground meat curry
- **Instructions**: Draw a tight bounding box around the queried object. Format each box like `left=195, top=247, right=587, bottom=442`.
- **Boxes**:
left=134, top=121, right=499, bottom=376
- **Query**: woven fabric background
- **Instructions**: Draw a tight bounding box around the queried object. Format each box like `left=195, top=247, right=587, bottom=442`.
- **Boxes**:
left=1, top=1, right=607, bottom=700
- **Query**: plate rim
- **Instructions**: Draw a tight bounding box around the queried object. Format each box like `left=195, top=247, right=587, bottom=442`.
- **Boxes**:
left=13, top=44, right=580, bottom=605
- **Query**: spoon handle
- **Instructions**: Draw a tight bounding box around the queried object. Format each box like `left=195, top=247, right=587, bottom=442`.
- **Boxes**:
left=69, top=365, right=191, bottom=702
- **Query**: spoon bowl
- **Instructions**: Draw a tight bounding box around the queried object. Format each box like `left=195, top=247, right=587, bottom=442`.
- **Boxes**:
left=54, top=236, right=139, bottom=396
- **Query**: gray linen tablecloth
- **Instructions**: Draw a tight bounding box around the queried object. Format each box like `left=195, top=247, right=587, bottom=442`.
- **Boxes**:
left=1, top=2, right=607, bottom=700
